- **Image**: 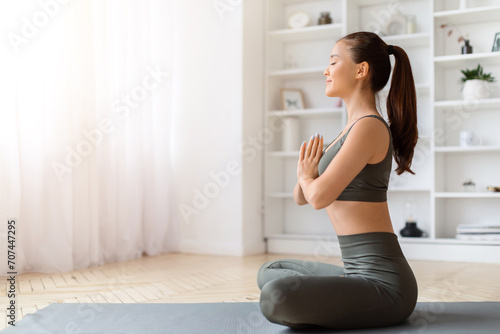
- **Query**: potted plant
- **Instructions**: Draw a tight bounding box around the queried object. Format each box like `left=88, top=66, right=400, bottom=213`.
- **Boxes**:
left=460, top=64, right=496, bottom=100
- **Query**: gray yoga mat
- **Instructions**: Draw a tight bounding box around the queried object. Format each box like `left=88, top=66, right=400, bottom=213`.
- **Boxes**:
left=2, top=302, right=500, bottom=334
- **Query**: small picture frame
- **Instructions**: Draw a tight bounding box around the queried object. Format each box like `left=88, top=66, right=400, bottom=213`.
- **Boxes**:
left=492, top=32, right=500, bottom=52
left=280, top=89, right=305, bottom=110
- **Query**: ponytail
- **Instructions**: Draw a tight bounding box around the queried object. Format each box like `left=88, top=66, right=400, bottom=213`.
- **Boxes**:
left=339, top=32, right=418, bottom=175
left=387, top=46, right=418, bottom=175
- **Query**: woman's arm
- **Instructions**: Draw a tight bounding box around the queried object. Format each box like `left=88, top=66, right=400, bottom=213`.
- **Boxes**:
left=293, top=181, right=308, bottom=205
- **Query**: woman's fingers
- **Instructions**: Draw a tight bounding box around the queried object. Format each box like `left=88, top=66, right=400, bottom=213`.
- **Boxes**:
left=305, top=134, right=313, bottom=157
left=301, top=133, right=322, bottom=160
left=311, top=133, right=319, bottom=157
left=299, top=141, right=306, bottom=161
left=317, top=134, right=323, bottom=157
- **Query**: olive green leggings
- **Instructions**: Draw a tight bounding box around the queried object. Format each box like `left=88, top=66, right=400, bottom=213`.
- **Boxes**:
left=257, top=232, right=418, bottom=330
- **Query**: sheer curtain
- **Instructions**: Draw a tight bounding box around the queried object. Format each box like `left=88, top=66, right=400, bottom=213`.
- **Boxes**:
left=0, top=0, right=178, bottom=274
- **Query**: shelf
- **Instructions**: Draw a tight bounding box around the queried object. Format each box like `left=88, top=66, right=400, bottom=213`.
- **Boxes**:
left=434, top=6, right=500, bottom=25
left=381, top=32, right=431, bottom=49
left=434, top=98, right=500, bottom=112
left=434, top=52, right=500, bottom=68
left=435, top=192, right=500, bottom=198
left=434, top=146, right=500, bottom=153
left=267, top=66, right=325, bottom=79
left=268, top=23, right=343, bottom=43
left=268, top=107, right=343, bottom=117
left=263, top=0, right=500, bottom=262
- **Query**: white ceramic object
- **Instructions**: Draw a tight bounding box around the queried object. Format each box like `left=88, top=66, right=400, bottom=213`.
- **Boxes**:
left=459, top=130, right=482, bottom=147
left=282, top=117, right=301, bottom=151
left=406, top=15, right=416, bottom=34
left=383, top=10, right=407, bottom=36
left=287, top=11, right=310, bottom=29
left=462, top=79, right=492, bottom=100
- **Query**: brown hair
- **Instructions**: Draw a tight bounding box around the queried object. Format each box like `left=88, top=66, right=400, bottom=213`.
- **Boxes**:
left=338, top=31, right=418, bottom=175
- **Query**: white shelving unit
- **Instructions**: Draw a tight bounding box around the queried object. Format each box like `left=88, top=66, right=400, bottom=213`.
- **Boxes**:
left=263, top=0, right=500, bottom=263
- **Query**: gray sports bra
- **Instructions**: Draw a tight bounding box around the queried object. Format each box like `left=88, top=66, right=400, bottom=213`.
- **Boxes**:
left=317, top=115, right=393, bottom=202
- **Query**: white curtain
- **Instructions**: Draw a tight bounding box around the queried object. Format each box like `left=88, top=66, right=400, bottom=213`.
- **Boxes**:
left=0, top=0, right=178, bottom=274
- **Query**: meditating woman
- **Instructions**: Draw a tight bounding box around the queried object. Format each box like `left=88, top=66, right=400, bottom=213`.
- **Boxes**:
left=257, top=31, right=419, bottom=330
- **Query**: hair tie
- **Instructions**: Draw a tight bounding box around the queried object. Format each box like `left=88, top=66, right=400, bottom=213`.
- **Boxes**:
left=387, top=45, right=394, bottom=55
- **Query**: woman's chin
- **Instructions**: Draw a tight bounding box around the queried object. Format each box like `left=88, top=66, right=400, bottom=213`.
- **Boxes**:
left=325, top=90, right=338, bottom=98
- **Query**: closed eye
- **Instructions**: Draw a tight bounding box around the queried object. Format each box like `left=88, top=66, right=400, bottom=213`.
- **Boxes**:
left=330, top=63, right=336, bottom=66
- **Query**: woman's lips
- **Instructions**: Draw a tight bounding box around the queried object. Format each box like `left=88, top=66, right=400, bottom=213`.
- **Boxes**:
left=325, top=80, right=332, bottom=85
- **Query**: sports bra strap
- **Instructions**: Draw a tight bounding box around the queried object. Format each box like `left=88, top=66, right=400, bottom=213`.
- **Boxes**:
left=345, top=115, right=391, bottom=138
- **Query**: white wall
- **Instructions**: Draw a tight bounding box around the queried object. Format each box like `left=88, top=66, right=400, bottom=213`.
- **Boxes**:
left=242, top=0, right=266, bottom=255
left=170, top=0, right=265, bottom=256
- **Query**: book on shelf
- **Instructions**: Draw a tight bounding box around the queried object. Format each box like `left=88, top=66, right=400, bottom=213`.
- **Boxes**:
left=455, top=234, right=500, bottom=241
left=456, top=223, right=500, bottom=240
left=456, top=224, right=500, bottom=234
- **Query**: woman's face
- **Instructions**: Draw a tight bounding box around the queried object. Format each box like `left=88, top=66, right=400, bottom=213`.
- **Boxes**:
left=324, top=40, right=360, bottom=98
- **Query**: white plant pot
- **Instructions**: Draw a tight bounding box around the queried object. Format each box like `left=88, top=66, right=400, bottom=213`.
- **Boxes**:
left=462, top=79, right=491, bottom=100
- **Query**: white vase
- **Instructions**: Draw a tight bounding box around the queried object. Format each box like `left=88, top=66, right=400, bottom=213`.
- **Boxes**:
left=462, top=79, right=491, bottom=100
left=282, top=117, right=300, bottom=151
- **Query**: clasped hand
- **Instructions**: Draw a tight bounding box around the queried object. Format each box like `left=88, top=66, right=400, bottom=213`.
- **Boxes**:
left=297, top=132, right=323, bottom=180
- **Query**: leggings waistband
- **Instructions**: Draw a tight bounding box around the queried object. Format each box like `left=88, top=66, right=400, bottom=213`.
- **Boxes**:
left=337, top=231, right=404, bottom=258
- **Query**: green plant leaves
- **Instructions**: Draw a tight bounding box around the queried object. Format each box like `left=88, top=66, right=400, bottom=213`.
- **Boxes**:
left=460, top=64, right=496, bottom=83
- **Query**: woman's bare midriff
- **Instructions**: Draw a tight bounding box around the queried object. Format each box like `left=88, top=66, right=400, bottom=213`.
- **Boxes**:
left=325, top=200, right=394, bottom=236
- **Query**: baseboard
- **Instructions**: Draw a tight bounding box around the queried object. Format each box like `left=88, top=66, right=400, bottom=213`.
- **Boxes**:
left=241, top=240, right=266, bottom=255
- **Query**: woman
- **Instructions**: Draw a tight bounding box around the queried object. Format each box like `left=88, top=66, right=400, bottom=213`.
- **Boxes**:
left=257, top=31, right=419, bottom=330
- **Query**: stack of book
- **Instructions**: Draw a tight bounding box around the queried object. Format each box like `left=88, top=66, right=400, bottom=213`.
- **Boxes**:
left=456, top=224, right=500, bottom=241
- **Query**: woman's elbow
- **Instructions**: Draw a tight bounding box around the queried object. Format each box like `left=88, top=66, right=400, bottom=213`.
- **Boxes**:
left=294, top=197, right=308, bottom=206
left=309, top=200, right=325, bottom=210
left=309, top=194, right=336, bottom=210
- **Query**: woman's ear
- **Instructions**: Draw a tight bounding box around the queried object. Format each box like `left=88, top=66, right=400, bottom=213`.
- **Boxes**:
left=356, top=61, right=369, bottom=79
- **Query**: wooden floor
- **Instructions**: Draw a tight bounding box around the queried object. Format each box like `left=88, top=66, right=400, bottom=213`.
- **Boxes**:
left=2, top=252, right=500, bottom=329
